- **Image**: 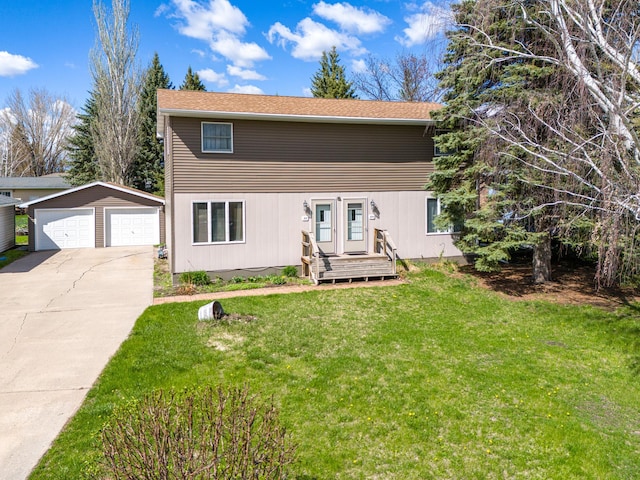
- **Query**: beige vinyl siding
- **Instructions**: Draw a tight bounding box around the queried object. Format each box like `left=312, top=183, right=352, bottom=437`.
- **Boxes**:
left=0, top=205, right=15, bottom=252
left=171, top=117, right=434, bottom=193
left=172, top=191, right=461, bottom=275
left=26, top=185, right=165, bottom=250
left=164, top=117, right=175, bottom=273
left=10, top=188, right=68, bottom=202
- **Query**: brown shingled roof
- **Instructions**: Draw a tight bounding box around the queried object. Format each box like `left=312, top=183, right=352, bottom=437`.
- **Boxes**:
left=157, top=89, right=441, bottom=122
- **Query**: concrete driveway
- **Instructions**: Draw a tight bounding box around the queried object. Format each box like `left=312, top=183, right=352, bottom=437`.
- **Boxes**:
left=0, top=246, right=154, bottom=480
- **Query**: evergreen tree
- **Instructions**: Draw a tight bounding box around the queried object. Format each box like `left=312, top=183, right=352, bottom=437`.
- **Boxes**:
left=310, top=47, right=356, bottom=99
left=130, top=52, right=173, bottom=194
left=180, top=66, right=206, bottom=91
left=429, top=0, right=595, bottom=283
left=66, top=92, right=100, bottom=186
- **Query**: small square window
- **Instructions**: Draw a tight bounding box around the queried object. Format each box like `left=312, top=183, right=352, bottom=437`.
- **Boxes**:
left=202, top=122, right=233, bottom=153
left=434, top=129, right=451, bottom=157
left=426, top=197, right=461, bottom=234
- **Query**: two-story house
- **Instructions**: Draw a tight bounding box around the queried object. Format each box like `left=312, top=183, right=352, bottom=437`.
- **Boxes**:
left=157, top=90, right=462, bottom=283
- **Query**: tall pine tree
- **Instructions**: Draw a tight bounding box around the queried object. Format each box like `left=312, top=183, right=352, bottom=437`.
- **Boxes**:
left=130, top=53, right=172, bottom=194
left=66, top=92, right=99, bottom=186
left=180, top=66, right=206, bottom=91
left=310, top=47, right=356, bottom=99
left=429, top=0, right=595, bottom=283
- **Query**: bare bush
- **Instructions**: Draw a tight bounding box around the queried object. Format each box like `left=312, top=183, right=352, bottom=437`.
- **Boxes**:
left=98, top=385, right=296, bottom=479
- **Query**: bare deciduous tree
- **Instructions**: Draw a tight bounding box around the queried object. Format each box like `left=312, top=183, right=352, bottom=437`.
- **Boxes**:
left=90, top=0, right=141, bottom=185
left=468, top=0, right=640, bottom=215
left=0, top=88, right=75, bottom=176
left=450, top=0, right=640, bottom=287
left=353, top=52, right=443, bottom=102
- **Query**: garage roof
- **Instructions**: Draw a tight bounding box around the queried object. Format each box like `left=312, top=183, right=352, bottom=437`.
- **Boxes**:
left=18, top=182, right=165, bottom=208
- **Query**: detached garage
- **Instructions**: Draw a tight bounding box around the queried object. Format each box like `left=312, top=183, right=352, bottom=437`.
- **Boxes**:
left=20, top=182, right=165, bottom=251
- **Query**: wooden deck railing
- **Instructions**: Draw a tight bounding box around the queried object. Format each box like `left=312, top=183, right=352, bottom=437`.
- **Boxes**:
left=301, top=230, right=320, bottom=283
left=374, top=228, right=397, bottom=276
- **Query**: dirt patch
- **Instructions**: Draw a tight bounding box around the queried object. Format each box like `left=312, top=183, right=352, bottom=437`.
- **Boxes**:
left=459, top=259, right=639, bottom=310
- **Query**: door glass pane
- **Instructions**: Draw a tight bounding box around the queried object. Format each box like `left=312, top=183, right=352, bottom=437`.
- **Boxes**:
left=193, top=203, right=208, bottom=243
left=229, top=202, right=243, bottom=241
left=315, top=204, right=332, bottom=242
left=210, top=202, right=226, bottom=242
left=347, top=202, right=363, bottom=241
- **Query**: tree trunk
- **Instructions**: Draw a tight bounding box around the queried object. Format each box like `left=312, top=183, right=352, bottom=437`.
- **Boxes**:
left=532, top=232, right=552, bottom=284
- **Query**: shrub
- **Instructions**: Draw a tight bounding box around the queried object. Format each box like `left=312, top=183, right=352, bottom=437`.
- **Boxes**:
left=282, top=265, right=298, bottom=278
left=98, top=385, right=296, bottom=479
left=268, top=275, right=288, bottom=285
left=231, top=275, right=244, bottom=284
left=179, top=270, right=211, bottom=286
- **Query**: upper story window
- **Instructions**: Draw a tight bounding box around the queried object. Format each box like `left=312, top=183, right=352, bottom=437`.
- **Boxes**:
left=434, top=129, right=451, bottom=157
left=202, top=122, right=233, bottom=153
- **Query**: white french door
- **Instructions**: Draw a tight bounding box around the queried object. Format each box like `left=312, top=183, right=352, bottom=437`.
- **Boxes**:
left=312, top=200, right=335, bottom=255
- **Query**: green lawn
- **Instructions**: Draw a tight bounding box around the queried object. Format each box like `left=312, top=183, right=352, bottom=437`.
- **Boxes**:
left=15, top=214, right=28, bottom=246
left=0, top=247, right=27, bottom=269
left=31, top=266, right=640, bottom=479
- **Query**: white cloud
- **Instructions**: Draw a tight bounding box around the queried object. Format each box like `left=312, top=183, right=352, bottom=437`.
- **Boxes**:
left=197, top=68, right=229, bottom=86
left=154, top=3, right=170, bottom=17
left=396, top=2, right=452, bottom=47
left=267, top=18, right=365, bottom=61
left=0, top=51, right=38, bottom=77
left=167, top=0, right=270, bottom=67
left=313, top=1, right=391, bottom=34
left=351, top=58, right=367, bottom=73
left=170, top=0, right=248, bottom=39
left=228, top=84, right=264, bottom=94
left=227, top=65, right=266, bottom=81
left=210, top=30, right=270, bottom=68
left=302, top=87, right=313, bottom=97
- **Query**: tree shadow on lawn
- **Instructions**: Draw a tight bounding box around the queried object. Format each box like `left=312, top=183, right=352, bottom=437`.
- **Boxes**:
left=460, top=256, right=639, bottom=310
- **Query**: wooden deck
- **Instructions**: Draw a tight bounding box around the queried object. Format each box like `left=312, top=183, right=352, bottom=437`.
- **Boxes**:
left=301, top=229, right=398, bottom=285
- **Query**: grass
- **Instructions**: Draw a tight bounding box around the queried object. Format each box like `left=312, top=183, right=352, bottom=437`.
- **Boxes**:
left=31, top=266, right=640, bottom=479
left=15, top=214, right=28, bottom=246
left=0, top=247, right=27, bottom=269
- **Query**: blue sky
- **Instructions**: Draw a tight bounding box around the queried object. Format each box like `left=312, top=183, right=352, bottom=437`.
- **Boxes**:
left=0, top=0, right=451, bottom=109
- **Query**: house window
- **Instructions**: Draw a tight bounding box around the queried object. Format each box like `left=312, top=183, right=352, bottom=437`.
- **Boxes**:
left=0, top=191, right=11, bottom=197
left=426, top=198, right=461, bottom=234
left=202, top=122, right=233, bottom=153
left=192, top=201, right=245, bottom=244
left=434, top=129, right=451, bottom=157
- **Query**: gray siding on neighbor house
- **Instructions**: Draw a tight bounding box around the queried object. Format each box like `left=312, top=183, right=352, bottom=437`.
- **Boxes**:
left=6, top=188, right=68, bottom=202
left=0, top=205, right=15, bottom=252
left=169, top=117, right=435, bottom=194
left=171, top=191, right=461, bottom=275
left=26, top=185, right=165, bottom=251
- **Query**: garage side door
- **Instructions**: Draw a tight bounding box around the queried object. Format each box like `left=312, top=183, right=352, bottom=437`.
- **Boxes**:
left=106, top=208, right=160, bottom=247
left=35, top=208, right=95, bottom=251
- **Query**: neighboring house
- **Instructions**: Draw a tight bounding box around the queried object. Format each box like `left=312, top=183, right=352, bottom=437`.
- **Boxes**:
left=157, top=89, right=463, bottom=282
left=0, top=173, right=72, bottom=203
left=0, top=196, right=19, bottom=252
left=20, top=182, right=165, bottom=251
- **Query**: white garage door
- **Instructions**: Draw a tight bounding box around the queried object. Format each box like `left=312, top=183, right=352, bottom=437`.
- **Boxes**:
left=35, top=208, right=95, bottom=251
left=106, top=208, right=159, bottom=247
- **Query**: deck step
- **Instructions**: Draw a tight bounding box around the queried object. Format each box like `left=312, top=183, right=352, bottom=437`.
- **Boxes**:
left=305, top=253, right=396, bottom=283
